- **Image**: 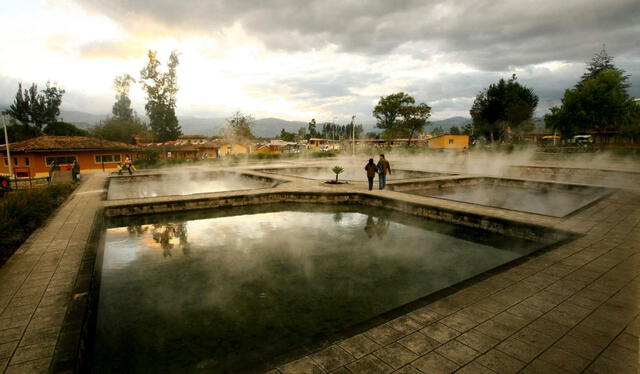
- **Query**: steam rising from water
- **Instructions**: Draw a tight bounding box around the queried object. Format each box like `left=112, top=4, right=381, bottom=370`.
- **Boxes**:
left=107, top=171, right=272, bottom=199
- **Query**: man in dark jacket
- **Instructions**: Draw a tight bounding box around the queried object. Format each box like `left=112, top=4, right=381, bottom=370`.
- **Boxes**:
left=376, top=154, right=391, bottom=190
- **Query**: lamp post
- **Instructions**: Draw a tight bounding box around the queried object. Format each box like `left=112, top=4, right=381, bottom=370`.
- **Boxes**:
left=2, top=115, right=13, bottom=179
left=351, top=115, right=356, bottom=157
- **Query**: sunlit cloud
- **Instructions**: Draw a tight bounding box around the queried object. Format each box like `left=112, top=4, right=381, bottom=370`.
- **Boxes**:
left=0, top=0, right=638, bottom=124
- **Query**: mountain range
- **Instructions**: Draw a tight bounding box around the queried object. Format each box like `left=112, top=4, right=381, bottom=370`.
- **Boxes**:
left=4, top=107, right=472, bottom=138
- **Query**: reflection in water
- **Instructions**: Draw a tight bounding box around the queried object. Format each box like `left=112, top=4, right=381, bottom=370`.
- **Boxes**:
left=151, top=223, right=191, bottom=258
left=126, top=225, right=148, bottom=235
left=127, top=223, right=191, bottom=258
left=94, top=205, right=544, bottom=374
left=364, top=215, right=390, bottom=239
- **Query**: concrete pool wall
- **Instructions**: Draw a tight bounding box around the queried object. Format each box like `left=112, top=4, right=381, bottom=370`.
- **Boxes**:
left=104, top=190, right=573, bottom=244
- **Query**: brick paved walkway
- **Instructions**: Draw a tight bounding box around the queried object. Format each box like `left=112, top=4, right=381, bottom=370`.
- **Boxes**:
left=1, top=169, right=639, bottom=374
left=0, top=174, right=105, bottom=374
left=270, top=190, right=640, bottom=374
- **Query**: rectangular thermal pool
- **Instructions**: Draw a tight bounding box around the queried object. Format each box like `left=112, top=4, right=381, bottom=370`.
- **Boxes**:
left=257, top=166, right=449, bottom=181
left=394, top=178, right=610, bottom=217
left=92, top=204, right=556, bottom=373
left=107, top=171, right=275, bottom=200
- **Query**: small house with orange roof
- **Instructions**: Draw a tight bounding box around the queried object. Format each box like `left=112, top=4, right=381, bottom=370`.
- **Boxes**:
left=0, top=135, right=142, bottom=178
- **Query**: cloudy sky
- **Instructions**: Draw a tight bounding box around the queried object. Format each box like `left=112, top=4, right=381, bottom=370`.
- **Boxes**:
left=1, top=0, right=639, bottom=123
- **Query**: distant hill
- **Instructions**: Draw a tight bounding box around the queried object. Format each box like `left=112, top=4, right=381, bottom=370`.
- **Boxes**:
left=430, top=116, right=471, bottom=132
left=2, top=106, right=471, bottom=138
left=252, top=118, right=308, bottom=137
left=59, top=110, right=106, bottom=129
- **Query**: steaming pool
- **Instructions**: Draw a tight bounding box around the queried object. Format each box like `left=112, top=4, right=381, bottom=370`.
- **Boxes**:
left=257, top=166, right=449, bottom=181
left=107, top=171, right=276, bottom=200
left=392, top=178, right=610, bottom=217
left=93, top=203, right=551, bottom=373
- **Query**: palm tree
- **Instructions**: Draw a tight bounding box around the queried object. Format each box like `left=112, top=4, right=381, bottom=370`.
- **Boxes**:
left=332, top=166, right=344, bottom=183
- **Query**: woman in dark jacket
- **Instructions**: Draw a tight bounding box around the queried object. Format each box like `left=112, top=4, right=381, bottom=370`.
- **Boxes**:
left=364, top=158, right=376, bottom=191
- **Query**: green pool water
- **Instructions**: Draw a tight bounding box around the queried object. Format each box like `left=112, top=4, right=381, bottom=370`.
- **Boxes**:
left=92, top=204, right=545, bottom=373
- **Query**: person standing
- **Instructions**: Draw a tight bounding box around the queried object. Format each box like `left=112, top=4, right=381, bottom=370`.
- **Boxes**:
left=377, top=154, right=391, bottom=190
left=364, top=158, right=376, bottom=191
left=123, top=155, right=133, bottom=175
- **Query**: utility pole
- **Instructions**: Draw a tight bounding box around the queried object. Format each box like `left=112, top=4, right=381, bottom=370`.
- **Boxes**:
left=351, top=115, right=356, bottom=157
left=2, top=115, right=13, bottom=179
left=332, top=117, right=337, bottom=150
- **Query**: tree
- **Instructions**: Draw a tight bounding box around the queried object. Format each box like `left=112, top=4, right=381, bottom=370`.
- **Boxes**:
left=431, top=126, right=444, bottom=136
left=90, top=116, right=151, bottom=144
left=112, top=74, right=136, bottom=121
left=140, top=50, right=182, bottom=141
left=42, top=81, right=65, bottom=125
left=545, top=70, right=636, bottom=138
left=470, top=74, right=538, bottom=143
left=4, top=82, right=65, bottom=131
left=279, top=128, right=296, bottom=142
left=578, top=45, right=629, bottom=88
left=449, top=126, right=461, bottom=135
left=44, top=122, right=87, bottom=136
left=462, top=123, right=474, bottom=135
left=332, top=166, right=344, bottom=183
left=297, top=127, right=307, bottom=140
left=372, top=92, right=431, bottom=145
left=222, top=111, right=255, bottom=141
left=5, top=83, right=30, bottom=125
left=344, top=121, right=364, bottom=139
left=307, top=119, right=319, bottom=138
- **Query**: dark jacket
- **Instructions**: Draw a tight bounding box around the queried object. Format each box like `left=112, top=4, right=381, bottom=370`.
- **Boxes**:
left=365, top=163, right=376, bottom=178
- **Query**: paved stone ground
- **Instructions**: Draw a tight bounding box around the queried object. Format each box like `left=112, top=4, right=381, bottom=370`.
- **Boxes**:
left=268, top=189, right=640, bottom=374
left=1, top=165, right=639, bottom=374
left=0, top=174, right=105, bottom=374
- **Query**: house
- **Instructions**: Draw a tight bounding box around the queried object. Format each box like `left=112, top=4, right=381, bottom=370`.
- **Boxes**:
left=0, top=135, right=142, bottom=178
left=427, top=134, right=469, bottom=150
left=215, top=141, right=250, bottom=157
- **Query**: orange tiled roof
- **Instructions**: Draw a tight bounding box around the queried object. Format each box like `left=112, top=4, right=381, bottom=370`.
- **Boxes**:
left=1, top=136, right=140, bottom=152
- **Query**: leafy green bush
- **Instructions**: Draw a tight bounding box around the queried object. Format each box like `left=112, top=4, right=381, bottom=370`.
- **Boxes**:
left=0, top=183, right=75, bottom=265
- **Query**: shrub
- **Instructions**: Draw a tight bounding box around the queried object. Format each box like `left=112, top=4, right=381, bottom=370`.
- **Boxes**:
left=332, top=166, right=344, bottom=182
left=0, top=183, right=75, bottom=265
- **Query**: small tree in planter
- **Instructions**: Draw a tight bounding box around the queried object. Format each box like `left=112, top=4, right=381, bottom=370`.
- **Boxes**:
left=332, top=166, right=344, bottom=183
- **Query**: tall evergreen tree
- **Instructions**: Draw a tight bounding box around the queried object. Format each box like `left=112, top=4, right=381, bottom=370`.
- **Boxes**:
left=4, top=82, right=65, bottom=131
left=546, top=48, right=636, bottom=138
left=578, top=45, right=629, bottom=88
left=112, top=74, right=136, bottom=121
left=6, top=83, right=30, bottom=125
left=140, top=50, right=182, bottom=142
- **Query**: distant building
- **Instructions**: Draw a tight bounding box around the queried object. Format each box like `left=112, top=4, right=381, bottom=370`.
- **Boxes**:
left=427, top=134, right=469, bottom=150
left=136, top=136, right=252, bottom=159
left=0, top=135, right=142, bottom=177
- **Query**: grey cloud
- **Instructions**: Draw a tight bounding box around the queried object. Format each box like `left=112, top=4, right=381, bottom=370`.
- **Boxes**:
left=76, top=0, right=640, bottom=70
left=277, top=70, right=384, bottom=99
